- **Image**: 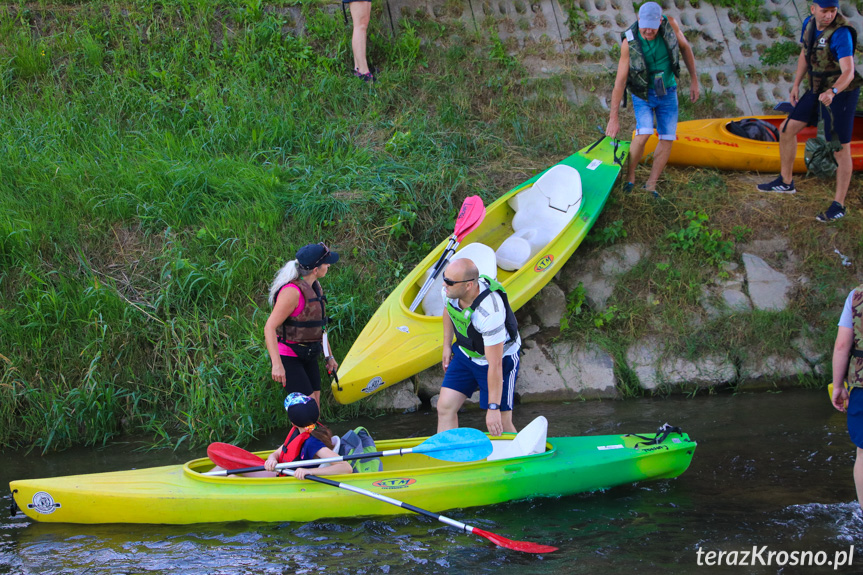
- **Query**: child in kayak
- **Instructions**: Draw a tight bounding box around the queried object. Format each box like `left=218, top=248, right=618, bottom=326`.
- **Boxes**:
left=264, top=393, right=352, bottom=479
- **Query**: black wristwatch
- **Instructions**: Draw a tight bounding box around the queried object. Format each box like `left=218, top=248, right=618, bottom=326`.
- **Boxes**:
left=832, top=87, right=840, bottom=95
left=487, top=403, right=500, bottom=410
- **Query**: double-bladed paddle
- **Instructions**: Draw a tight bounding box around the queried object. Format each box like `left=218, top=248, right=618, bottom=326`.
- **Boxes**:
left=205, top=431, right=556, bottom=553
left=408, top=195, right=486, bottom=312
left=272, top=466, right=558, bottom=553
left=205, top=427, right=492, bottom=476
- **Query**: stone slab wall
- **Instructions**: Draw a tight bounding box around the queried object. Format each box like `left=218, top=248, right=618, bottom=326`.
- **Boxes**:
left=379, top=0, right=863, bottom=115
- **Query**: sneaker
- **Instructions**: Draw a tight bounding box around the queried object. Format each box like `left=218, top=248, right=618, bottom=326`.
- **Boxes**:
left=816, top=201, right=846, bottom=222
left=622, top=181, right=634, bottom=193
left=642, top=184, right=659, bottom=198
left=756, top=176, right=796, bottom=193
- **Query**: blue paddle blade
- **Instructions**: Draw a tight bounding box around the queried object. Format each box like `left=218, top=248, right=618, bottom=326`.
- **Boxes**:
left=414, top=427, right=493, bottom=462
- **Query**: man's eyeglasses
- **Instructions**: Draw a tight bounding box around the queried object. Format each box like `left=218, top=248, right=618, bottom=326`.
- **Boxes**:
left=442, top=276, right=476, bottom=287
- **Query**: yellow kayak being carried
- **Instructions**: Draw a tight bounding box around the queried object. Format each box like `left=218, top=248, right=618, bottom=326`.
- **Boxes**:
left=332, top=137, right=629, bottom=404
left=642, top=115, right=863, bottom=173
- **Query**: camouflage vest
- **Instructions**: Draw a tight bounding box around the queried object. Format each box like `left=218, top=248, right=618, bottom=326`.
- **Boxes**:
left=849, top=285, right=863, bottom=389
left=275, top=278, right=327, bottom=343
left=803, top=13, right=863, bottom=93
left=622, top=17, right=680, bottom=101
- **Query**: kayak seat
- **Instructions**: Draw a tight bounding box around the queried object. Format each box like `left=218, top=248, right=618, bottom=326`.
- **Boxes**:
left=487, top=415, right=548, bottom=461
left=421, top=242, right=497, bottom=316
left=495, top=165, right=583, bottom=271
left=318, top=435, right=340, bottom=468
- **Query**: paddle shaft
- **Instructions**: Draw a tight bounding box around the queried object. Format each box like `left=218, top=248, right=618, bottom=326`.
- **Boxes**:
left=204, top=446, right=420, bottom=476
left=281, top=468, right=556, bottom=552
left=408, top=236, right=456, bottom=311
left=285, top=470, right=490, bottom=542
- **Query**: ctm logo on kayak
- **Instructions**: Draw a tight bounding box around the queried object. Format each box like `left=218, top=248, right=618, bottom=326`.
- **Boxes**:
left=372, top=478, right=417, bottom=490
left=534, top=255, right=554, bottom=272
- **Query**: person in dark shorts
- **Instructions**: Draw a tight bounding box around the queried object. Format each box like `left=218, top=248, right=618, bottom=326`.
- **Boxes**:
left=830, top=284, right=863, bottom=511
left=757, top=0, right=862, bottom=222
left=343, top=0, right=373, bottom=81
left=264, top=243, right=339, bottom=407
left=437, top=259, right=521, bottom=437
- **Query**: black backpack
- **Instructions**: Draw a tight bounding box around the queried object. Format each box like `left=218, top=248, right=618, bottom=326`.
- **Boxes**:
left=726, top=118, right=780, bottom=142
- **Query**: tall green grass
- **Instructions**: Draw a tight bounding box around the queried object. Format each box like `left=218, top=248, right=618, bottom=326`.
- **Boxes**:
left=3, top=1, right=849, bottom=449
left=0, top=1, right=605, bottom=451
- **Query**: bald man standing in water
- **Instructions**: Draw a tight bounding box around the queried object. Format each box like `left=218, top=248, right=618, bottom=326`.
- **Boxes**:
left=437, top=258, right=521, bottom=436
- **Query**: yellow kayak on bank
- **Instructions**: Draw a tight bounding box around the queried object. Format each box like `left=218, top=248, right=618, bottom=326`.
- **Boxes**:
left=642, top=115, right=863, bottom=173
left=331, top=138, right=629, bottom=404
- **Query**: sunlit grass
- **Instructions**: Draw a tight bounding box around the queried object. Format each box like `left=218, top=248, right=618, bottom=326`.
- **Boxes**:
left=2, top=1, right=858, bottom=449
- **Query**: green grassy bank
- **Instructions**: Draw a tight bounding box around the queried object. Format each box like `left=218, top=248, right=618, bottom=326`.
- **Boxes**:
left=0, top=1, right=860, bottom=452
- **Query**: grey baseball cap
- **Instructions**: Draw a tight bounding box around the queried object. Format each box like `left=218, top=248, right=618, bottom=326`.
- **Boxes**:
left=638, top=2, right=662, bottom=29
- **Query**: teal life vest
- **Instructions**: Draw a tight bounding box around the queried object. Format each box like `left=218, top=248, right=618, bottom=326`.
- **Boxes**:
left=445, top=275, right=518, bottom=359
left=622, top=16, right=680, bottom=101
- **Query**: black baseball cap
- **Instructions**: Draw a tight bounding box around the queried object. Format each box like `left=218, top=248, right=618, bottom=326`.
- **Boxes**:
left=284, top=393, right=320, bottom=427
left=296, top=243, right=339, bottom=268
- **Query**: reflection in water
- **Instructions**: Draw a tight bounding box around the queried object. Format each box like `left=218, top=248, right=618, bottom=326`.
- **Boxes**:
left=3, top=390, right=863, bottom=574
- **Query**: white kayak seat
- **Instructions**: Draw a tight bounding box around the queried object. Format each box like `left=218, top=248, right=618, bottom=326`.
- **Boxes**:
left=495, top=165, right=583, bottom=271
left=420, top=243, right=497, bottom=316
left=487, top=415, right=548, bottom=461
left=319, top=435, right=340, bottom=468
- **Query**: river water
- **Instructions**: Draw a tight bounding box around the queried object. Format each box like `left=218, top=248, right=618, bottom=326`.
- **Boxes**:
left=1, top=390, right=861, bottom=574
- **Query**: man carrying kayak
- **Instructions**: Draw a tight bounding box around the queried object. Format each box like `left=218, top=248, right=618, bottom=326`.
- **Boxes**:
left=830, top=285, right=863, bottom=510
left=437, top=258, right=521, bottom=437
left=757, top=0, right=862, bottom=222
left=605, top=1, right=699, bottom=197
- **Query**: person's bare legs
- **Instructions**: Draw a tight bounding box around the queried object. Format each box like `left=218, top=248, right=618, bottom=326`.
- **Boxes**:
left=350, top=1, right=372, bottom=75
left=436, top=387, right=467, bottom=433
left=855, top=448, right=863, bottom=511
left=779, top=117, right=807, bottom=184
left=626, top=134, right=652, bottom=185
left=501, top=410, right=516, bottom=434
left=644, top=139, right=673, bottom=191
left=833, top=143, right=853, bottom=205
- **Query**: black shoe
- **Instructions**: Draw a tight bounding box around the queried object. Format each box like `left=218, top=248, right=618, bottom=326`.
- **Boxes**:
left=642, top=184, right=659, bottom=198
left=756, top=176, right=796, bottom=193
left=816, top=201, right=846, bottom=222
left=622, top=182, right=634, bottom=193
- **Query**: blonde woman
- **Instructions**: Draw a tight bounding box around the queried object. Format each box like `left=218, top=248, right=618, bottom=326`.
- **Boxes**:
left=264, top=243, right=339, bottom=407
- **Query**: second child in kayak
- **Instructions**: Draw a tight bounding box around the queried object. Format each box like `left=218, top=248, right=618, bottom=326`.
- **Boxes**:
left=264, top=243, right=340, bottom=407
left=437, top=258, right=521, bottom=437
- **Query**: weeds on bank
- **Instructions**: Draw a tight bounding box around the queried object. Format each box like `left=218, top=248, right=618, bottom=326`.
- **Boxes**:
left=1, top=1, right=860, bottom=448
left=0, top=0, right=610, bottom=450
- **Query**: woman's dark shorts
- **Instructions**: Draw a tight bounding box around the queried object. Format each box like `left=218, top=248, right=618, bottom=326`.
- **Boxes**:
left=281, top=354, right=321, bottom=397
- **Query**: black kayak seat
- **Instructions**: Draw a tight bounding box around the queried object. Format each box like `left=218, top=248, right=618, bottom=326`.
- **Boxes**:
left=726, top=118, right=780, bottom=142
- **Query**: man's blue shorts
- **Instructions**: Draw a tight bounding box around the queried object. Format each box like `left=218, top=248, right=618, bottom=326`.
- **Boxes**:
left=441, top=346, right=519, bottom=411
left=632, top=87, right=679, bottom=141
left=789, top=88, right=861, bottom=144
left=847, top=387, right=863, bottom=449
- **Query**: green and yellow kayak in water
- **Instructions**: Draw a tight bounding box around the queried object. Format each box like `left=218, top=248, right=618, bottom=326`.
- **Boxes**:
left=332, top=137, right=629, bottom=404
left=10, top=427, right=693, bottom=525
